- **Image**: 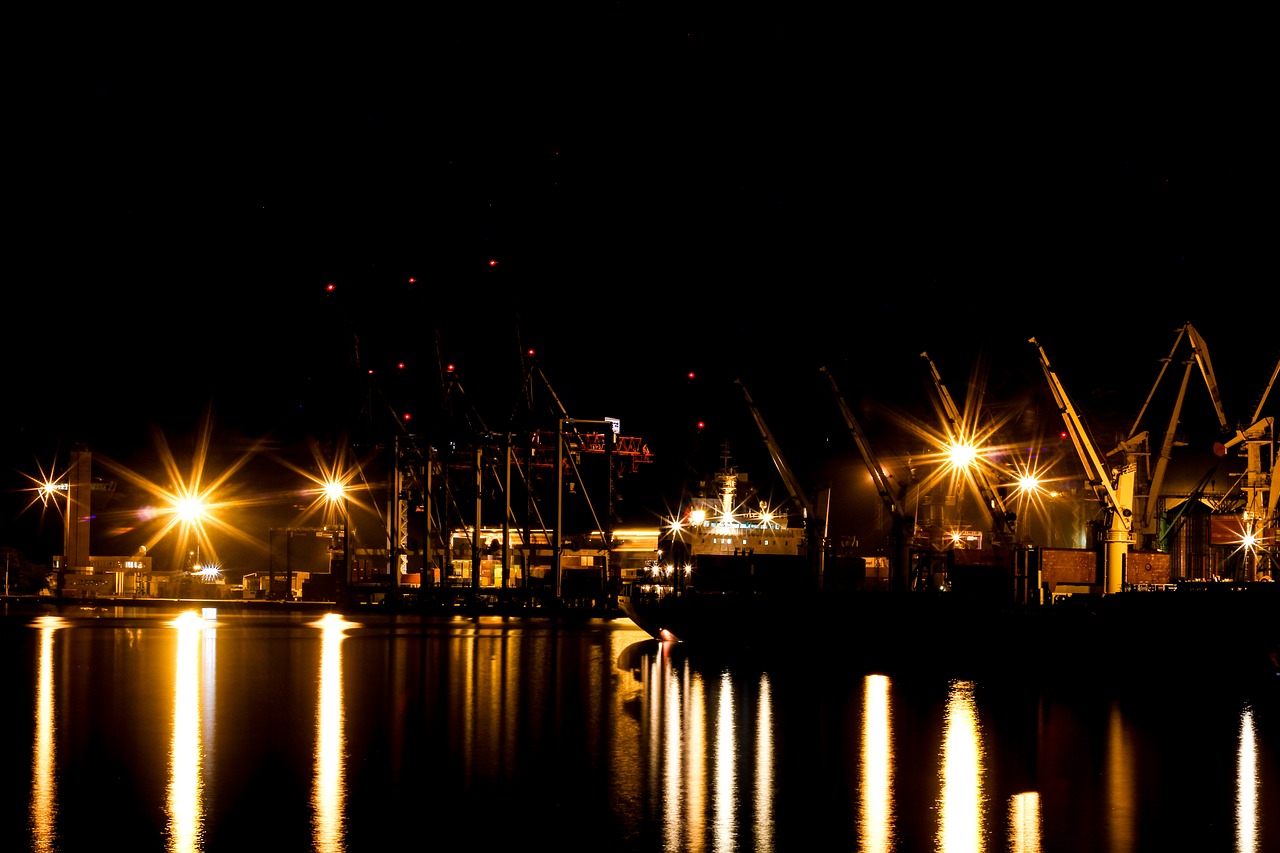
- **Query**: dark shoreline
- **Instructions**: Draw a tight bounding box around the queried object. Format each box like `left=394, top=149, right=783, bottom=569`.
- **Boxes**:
left=0, top=592, right=628, bottom=620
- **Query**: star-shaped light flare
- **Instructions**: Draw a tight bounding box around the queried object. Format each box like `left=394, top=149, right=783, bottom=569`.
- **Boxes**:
left=94, top=414, right=277, bottom=570
left=271, top=437, right=378, bottom=528
left=20, top=456, right=70, bottom=521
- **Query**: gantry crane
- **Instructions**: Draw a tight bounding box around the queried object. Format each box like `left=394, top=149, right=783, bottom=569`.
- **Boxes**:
left=920, top=352, right=1020, bottom=546
left=1031, top=337, right=1137, bottom=594
left=406, top=358, right=652, bottom=603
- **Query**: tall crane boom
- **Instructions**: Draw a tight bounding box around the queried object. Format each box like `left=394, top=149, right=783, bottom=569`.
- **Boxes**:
left=1031, top=338, right=1135, bottom=593
left=735, top=378, right=816, bottom=519
left=1122, top=322, right=1232, bottom=539
left=1247, top=358, right=1279, bottom=427
left=919, top=352, right=1019, bottom=544
left=1127, top=322, right=1230, bottom=439
left=820, top=366, right=906, bottom=517
left=821, top=365, right=916, bottom=591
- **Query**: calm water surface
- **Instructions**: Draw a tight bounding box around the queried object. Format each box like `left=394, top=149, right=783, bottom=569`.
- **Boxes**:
left=2, top=603, right=1277, bottom=852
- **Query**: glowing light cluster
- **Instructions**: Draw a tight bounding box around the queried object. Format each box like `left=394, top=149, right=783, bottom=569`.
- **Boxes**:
left=21, top=458, right=69, bottom=519
left=87, top=413, right=286, bottom=571
left=946, top=442, right=978, bottom=470
left=193, top=564, right=222, bottom=581
left=18, top=414, right=370, bottom=579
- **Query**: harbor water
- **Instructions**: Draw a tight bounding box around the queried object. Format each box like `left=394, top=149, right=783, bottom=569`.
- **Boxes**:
left=2, top=602, right=1277, bottom=852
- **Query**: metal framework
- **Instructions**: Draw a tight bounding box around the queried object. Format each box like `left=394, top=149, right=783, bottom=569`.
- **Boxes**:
left=1031, top=338, right=1136, bottom=594
left=920, top=352, right=1019, bottom=545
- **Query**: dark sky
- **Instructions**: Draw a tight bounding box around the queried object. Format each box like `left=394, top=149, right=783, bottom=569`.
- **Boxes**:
left=3, top=20, right=1275, bottom=572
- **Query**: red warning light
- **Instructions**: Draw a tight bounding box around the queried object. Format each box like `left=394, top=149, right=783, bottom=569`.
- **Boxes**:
left=527, top=349, right=536, bottom=358
left=697, top=421, right=706, bottom=430
left=398, top=362, right=406, bottom=370
left=326, top=283, right=336, bottom=293
left=407, top=277, right=416, bottom=283
left=446, top=364, right=456, bottom=373
left=403, top=413, right=412, bottom=422
left=687, top=372, right=696, bottom=380
left=488, top=259, right=499, bottom=267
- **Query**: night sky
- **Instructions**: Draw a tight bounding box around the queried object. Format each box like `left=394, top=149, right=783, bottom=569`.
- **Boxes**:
left=4, top=20, right=1274, bottom=575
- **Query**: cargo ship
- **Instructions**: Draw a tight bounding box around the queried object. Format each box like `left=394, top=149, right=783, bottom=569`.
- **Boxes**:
left=618, top=448, right=820, bottom=640
left=618, top=457, right=1279, bottom=686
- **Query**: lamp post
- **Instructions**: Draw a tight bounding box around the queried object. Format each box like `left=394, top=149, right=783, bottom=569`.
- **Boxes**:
left=171, top=493, right=212, bottom=601
left=324, top=480, right=351, bottom=606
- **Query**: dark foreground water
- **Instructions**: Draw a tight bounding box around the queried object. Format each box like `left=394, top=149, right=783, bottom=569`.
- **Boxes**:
left=2, top=603, right=1277, bottom=852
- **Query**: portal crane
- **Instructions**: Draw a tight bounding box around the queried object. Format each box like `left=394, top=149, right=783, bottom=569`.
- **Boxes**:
left=1213, top=357, right=1278, bottom=575
left=920, top=352, right=1019, bottom=546
left=820, top=365, right=914, bottom=590
left=1031, top=338, right=1137, bottom=594
left=1112, top=322, right=1231, bottom=547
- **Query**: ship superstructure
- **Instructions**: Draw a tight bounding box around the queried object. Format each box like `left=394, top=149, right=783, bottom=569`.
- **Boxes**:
left=680, top=459, right=808, bottom=562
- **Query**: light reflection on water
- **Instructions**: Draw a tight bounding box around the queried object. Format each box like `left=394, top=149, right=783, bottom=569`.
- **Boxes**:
left=713, top=670, right=736, bottom=852
left=1239, top=705, right=1259, bottom=853
left=29, top=615, right=64, bottom=853
left=622, top=641, right=1277, bottom=852
left=6, top=607, right=1278, bottom=852
left=166, top=611, right=206, bottom=853
left=754, top=674, right=774, bottom=853
left=312, top=613, right=355, bottom=853
left=860, top=674, right=893, bottom=853
left=938, top=679, right=987, bottom=852
left=1107, top=700, right=1137, bottom=853
left=1008, top=791, right=1041, bottom=853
